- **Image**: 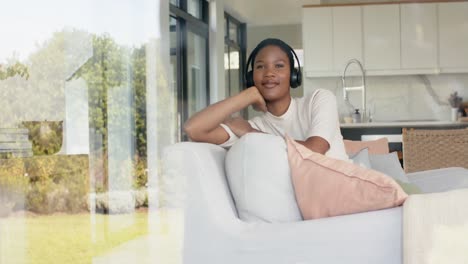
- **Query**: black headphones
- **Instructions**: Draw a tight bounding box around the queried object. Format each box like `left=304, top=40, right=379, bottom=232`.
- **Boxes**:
left=245, top=38, right=302, bottom=89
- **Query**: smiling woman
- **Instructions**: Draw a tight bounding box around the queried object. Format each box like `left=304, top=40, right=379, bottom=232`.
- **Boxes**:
left=250, top=45, right=294, bottom=111
left=184, top=38, right=348, bottom=160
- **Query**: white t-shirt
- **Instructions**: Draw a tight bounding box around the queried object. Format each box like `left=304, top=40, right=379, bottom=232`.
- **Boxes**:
left=220, top=89, right=349, bottom=161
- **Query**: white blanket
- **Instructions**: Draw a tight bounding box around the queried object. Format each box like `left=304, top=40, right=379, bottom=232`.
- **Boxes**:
left=403, top=188, right=468, bottom=264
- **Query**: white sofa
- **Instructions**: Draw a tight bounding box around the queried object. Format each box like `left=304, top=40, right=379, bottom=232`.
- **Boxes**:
left=163, top=142, right=403, bottom=264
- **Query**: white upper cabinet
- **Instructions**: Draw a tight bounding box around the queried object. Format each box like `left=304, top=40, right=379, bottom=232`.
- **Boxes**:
left=302, top=6, right=361, bottom=76
left=400, top=3, right=438, bottom=70
left=363, top=5, right=400, bottom=70
left=302, top=2, right=468, bottom=77
left=332, top=6, right=362, bottom=74
left=438, top=2, right=468, bottom=71
left=302, top=8, right=333, bottom=73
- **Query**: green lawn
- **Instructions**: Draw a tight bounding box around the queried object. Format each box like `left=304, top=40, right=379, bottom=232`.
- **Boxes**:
left=0, top=210, right=182, bottom=264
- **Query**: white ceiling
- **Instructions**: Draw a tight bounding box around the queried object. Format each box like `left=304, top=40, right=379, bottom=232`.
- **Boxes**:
left=224, top=0, right=321, bottom=27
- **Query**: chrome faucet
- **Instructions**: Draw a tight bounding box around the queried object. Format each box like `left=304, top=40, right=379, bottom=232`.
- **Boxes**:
left=342, top=59, right=366, bottom=122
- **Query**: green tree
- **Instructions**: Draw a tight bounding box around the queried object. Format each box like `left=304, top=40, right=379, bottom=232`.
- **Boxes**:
left=70, top=34, right=151, bottom=191
left=0, top=62, right=29, bottom=80
left=2, top=28, right=176, bottom=199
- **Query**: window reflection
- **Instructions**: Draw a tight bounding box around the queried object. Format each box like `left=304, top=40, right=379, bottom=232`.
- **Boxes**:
left=229, top=22, right=239, bottom=43
left=187, top=0, right=203, bottom=19
left=224, top=44, right=230, bottom=96
left=224, top=13, right=246, bottom=117
left=0, top=1, right=180, bottom=263
left=170, top=16, right=180, bottom=141
left=186, top=31, right=208, bottom=119
left=229, top=50, right=241, bottom=96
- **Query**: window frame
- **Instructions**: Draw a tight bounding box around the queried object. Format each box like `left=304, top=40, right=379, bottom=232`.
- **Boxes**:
left=170, top=0, right=209, bottom=141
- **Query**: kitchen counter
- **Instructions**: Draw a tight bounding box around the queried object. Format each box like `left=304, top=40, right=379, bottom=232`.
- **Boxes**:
left=340, top=120, right=468, bottom=128
left=340, top=120, right=468, bottom=161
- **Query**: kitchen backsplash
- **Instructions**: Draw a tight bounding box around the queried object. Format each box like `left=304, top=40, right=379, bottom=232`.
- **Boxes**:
left=304, top=73, right=468, bottom=122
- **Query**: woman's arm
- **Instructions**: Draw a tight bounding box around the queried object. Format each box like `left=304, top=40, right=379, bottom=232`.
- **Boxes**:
left=295, top=136, right=330, bottom=155
left=184, top=87, right=266, bottom=144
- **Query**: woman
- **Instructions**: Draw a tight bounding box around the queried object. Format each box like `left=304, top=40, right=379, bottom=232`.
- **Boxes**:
left=184, top=38, right=348, bottom=160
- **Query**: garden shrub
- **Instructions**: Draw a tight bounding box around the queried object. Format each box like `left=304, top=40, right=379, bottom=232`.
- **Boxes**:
left=25, top=155, right=89, bottom=214
left=133, top=156, right=147, bottom=189
left=21, top=121, right=63, bottom=156
left=1, top=153, right=150, bottom=214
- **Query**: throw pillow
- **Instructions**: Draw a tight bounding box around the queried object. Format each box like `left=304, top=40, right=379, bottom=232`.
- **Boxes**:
left=225, top=133, right=302, bottom=223
left=344, top=138, right=389, bottom=155
left=395, top=179, right=423, bottom=195
left=350, top=149, right=422, bottom=195
left=349, top=147, right=372, bottom=168
left=369, top=152, right=410, bottom=183
left=286, top=136, right=408, bottom=220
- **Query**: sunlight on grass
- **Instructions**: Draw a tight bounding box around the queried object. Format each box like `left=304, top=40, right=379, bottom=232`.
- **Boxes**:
left=0, top=209, right=183, bottom=264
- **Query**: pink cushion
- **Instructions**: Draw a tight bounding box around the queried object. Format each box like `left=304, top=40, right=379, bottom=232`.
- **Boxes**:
left=344, top=138, right=389, bottom=155
left=286, top=136, right=407, bottom=220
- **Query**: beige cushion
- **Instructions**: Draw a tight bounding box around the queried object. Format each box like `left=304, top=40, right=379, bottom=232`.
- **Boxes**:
left=286, top=136, right=407, bottom=220
left=344, top=138, right=389, bottom=155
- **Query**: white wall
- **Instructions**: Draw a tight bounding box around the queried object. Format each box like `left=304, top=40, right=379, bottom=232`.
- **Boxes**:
left=63, top=78, right=89, bottom=154
left=247, top=24, right=303, bottom=53
left=304, top=73, right=468, bottom=122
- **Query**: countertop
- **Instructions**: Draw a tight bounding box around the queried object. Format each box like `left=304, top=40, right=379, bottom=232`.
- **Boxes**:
left=340, top=120, right=468, bottom=128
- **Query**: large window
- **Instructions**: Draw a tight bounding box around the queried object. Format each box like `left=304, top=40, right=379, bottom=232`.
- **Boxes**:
left=0, top=1, right=179, bottom=263
left=170, top=0, right=209, bottom=141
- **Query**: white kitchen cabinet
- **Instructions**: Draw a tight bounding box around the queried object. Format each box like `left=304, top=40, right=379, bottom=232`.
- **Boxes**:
left=363, top=5, right=401, bottom=71
left=400, top=3, right=438, bottom=70
left=302, top=6, right=361, bottom=76
left=302, top=8, right=333, bottom=74
left=332, top=6, right=362, bottom=74
left=302, top=2, right=468, bottom=77
left=438, top=2, right=468, bottom=72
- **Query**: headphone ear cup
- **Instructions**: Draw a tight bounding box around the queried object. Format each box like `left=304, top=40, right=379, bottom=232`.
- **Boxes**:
left=246, top=70, right=254, bottom=87
left=290, top=68, right=302, bottom=88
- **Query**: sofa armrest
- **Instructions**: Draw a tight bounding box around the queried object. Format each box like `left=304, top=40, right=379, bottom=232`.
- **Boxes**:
left=163, top=142, right=237, bottom=219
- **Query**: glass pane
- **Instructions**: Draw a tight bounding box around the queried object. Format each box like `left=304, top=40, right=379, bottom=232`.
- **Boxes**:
left=186, top=31, right=208, bottom=119
left=229, top=21, right=239, bottom=44
left=229, top=49, right=240, bottom=96
left=170, top=16, right=180, bottom=141
left=224, top=44, right=230, bottom=96
left=187, top=0, right=202, bottom=19
left=170, top=0, right=179, bottom=7
left=1, top=1, right=179, bottom=263
left=170, top=16, right=177, bottom=71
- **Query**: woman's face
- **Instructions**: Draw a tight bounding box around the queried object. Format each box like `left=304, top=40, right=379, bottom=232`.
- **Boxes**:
left=253, top=45, right=291, bottom=102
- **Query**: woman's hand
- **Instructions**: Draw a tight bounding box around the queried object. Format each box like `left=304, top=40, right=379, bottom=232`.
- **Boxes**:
left=246, top=86, right=267, bottom=112
left=224, top=116, right=257, bottom=137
